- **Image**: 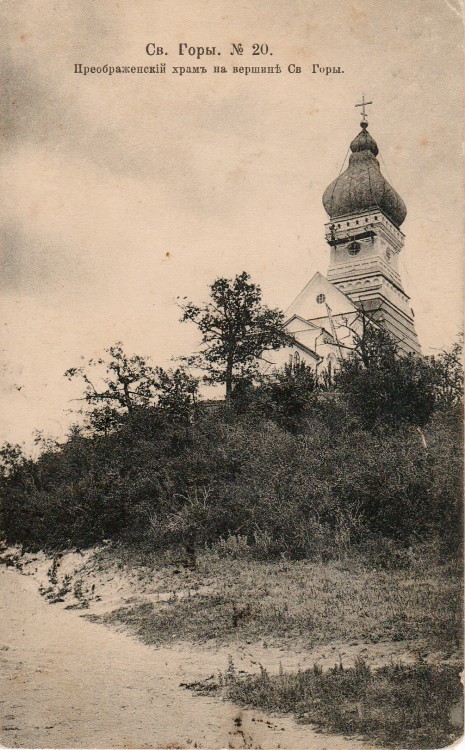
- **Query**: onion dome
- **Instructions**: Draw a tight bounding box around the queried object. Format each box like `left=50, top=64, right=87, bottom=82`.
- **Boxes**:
left=322, top=122, right=407, bottom=228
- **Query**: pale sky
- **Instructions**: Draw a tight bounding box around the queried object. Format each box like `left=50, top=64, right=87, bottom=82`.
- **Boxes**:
left=1, top=0, right=464, bottom=446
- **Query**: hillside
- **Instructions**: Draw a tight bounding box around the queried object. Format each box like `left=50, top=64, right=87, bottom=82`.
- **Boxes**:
left=0, top=330, right=463, bottom=748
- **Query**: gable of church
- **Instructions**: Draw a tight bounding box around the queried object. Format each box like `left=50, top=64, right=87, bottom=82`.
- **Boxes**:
left=285, top=272, right=357, bottom=323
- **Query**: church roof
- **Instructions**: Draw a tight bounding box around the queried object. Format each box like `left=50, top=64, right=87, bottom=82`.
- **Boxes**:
left=322, top=122, right=407, bottom=228
left=284, top=313, right=320, bottom=330
left=285, top=271, right=357, bottom=321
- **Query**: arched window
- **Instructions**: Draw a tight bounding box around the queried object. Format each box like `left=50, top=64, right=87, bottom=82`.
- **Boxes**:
left=326, top=353, right=337, bottom=378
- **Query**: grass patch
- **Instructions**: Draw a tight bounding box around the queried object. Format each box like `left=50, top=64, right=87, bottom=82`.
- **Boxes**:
left=193, top=659, right=463, bottom=749
left=88, top=595, right=233, bottom=644
left=88, top=552, right=462, bottom=655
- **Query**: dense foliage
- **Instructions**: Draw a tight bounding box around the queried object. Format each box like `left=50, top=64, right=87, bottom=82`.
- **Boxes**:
left=0, top=273, right=462, bottom=560
left=336, top=325, right=438, bottom=429
left=0, top=395, right=461, bottom=558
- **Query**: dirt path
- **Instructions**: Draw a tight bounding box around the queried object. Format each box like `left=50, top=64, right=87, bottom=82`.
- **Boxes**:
left=0, top=567, right=374, bottom=750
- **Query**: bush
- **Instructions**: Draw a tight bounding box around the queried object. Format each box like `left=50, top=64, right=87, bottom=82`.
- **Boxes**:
left=1, top=398, right=461, bottom=559
left=336, top=327, right=438, bottom=429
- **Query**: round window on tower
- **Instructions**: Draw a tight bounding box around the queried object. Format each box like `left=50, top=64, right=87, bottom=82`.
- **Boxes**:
left=347, top=241, right=361, bottom=256
left=316, top=294, right=326, bottom=304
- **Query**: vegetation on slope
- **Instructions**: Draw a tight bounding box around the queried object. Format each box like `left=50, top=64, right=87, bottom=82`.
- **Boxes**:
left=0, top=273, right=462, bottom=561
left=0, top=401, right=462, bottom=558
left=198, top=658, right=462, bottom=749
left=87, top=549, right=461, bottom=655
left=0, top=272, right=462, bottom=750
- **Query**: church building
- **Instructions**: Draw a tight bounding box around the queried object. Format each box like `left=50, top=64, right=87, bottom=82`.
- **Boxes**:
left=268, top=102, right=421, bottom=378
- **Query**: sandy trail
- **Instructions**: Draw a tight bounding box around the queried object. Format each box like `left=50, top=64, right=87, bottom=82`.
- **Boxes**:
left=0, top=567, right=373, bottom=750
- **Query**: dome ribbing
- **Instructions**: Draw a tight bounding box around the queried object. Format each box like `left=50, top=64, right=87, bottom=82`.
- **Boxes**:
left=322, top=122, right=407, bottom=228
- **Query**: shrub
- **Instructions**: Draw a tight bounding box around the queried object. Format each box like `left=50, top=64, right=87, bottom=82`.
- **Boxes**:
left=0, top=400, right=462, bottom=558
left=336, top=327, right=438, bottom=429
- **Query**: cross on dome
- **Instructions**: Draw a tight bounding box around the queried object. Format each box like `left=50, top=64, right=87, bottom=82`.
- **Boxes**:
left=355, top=95, right=373, bottom=127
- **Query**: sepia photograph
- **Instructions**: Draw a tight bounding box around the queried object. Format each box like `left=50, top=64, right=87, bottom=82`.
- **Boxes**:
left=0, top=1, right=464, bottom=748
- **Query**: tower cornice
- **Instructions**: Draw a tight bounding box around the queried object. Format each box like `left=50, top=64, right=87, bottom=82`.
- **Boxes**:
left=325, top=208, right=405, bottom=252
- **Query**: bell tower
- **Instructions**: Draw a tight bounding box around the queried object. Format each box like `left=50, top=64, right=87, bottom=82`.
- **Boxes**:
left=321, top=101, right=420, bottom=355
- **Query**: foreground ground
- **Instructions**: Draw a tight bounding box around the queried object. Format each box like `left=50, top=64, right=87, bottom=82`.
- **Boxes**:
left=0, top=544, right=462, bottom=748
left=0, top=565, right=373, bottom=749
